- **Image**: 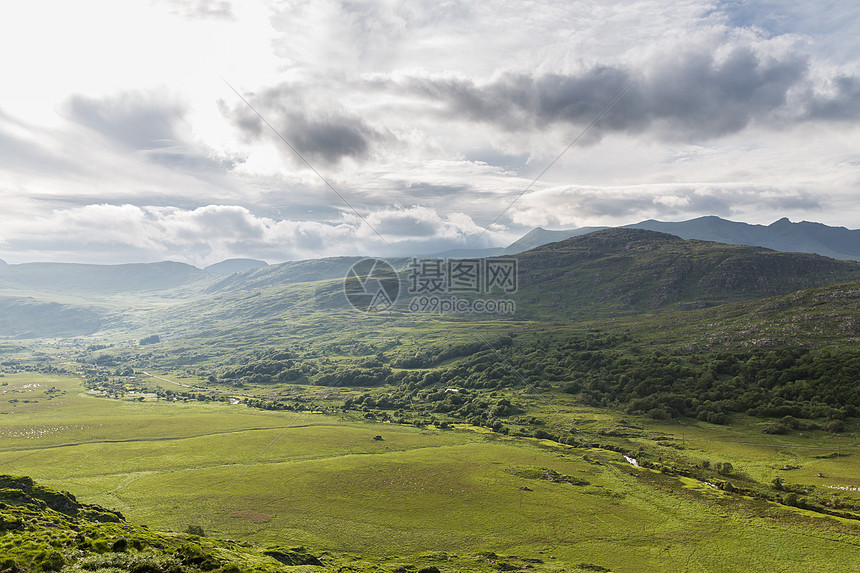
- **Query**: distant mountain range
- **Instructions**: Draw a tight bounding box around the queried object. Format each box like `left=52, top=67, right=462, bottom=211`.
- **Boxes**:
left=505, top=216, right=860, bottom=260
left=3, top=217, right=860, bottom=338
left=0, top=261, right=207, bottom=294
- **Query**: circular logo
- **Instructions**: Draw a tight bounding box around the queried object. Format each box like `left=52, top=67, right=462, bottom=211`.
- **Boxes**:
left=343, top=258, right=400, bottom=312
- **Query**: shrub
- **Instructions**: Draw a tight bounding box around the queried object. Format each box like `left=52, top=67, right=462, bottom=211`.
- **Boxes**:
left=714, top=462, right=734, bottom=475
left=826, top=419, right=846, bottom=433
left=37, top=551, right=65, bottom=572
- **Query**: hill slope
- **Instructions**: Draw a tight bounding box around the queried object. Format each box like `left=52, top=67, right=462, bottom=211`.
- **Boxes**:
left=0, top=261, right=208, bottom=295
left=512, top=228, right=860, bottom=319
left=204, top=258, right=268, bottom=275
left=0, top=297, right=103, bottom=338
left=205, top=256, right=364, bottom=293
left=503, top=226, right=608, bottom=254
left=0, top=474, right=328, bottom=572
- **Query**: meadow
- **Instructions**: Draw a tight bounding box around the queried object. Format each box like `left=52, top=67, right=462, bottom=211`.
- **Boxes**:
left=2, top=372, right=860, bottom=572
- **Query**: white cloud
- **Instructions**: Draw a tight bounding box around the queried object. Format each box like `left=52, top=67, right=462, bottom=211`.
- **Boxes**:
left=0, top=0, right=858, bottom=263
left=0, top=203, right=505, bottom=265
left=511, top=183, right=825, bottom=228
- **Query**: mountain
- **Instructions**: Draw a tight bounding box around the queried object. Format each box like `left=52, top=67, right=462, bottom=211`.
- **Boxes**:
left=429, top=246, right=504, bottom=258
left=0, top=261, right=208, bottom=295
left=4, top=227, right=860, bottom=339
left=628, top=216, right=860, bottom=260
left=505, top=216, right=860, bottom=260
left=204, top=258, right=269, bottom=274
left=0, top=258, right=7, bottom=269
left=195, top=228, right=860, bottom=329
left=206, top=256, right=365, bottom=293
left=503, top=226, right=608, bottom=254
left=511, top=228, right=860, bottom=320
left=0, top=297, right=103, bottom=337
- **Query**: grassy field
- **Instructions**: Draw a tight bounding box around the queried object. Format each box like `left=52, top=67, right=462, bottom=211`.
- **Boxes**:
left=2, top=372, right=860, bottom=572
left=510, top=388, right=860, bottom=490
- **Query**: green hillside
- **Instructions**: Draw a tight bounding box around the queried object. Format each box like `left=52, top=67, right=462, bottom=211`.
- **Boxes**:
left=203, top=259, right=269, bottom=275
left=512, top=228, right=860, bottom=319
left=205, top=257, right=363, bottom=294
left=0, top=474, right=331, bottom=573
left=0, top=297, right=103, bottom=338
left=502, top=226, right=608, bottom=254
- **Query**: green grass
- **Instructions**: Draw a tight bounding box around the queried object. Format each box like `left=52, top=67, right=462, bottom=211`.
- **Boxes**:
left=2, top=373, right=860, bottom=572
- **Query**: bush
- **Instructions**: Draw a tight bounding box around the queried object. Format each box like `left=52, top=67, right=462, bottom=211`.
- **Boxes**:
left=175, top=543, right=221, bottom=570
left=0, top=560, right=24, bottom=573
left=532, top=429, right=554, bottom=440
left=826, top=419, right=846, bottom=433
left=647, top=408, right=669, bottom=420
left=714, top=462, right=734, bottom=475
left=37, top=551, right=65, bottom=572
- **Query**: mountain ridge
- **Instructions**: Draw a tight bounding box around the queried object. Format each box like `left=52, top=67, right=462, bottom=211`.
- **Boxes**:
left=505, top=216, right=860, bottom=260
left=204, top=258, right=268, bottom=274
left=511, top=228, right=860, bottom=320
left=3, top=227, right=860, bottom=338
left=0, top=261, right=207, bottom=294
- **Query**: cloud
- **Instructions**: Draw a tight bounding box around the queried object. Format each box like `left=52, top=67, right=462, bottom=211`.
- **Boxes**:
left=0, top=108, right=83, bottom=177
left=0, top=203, right=502, bottom=265
left=162, top=0, right=235, bottom=21
left=800, top=74, right=860, bottom=120
left=510, top=183, right=825, bottom=228
left=360, top=205, right=484, bottom=241
left=221, top=83, right=395, bottom=165
left=395, top=36, right=859, bottom=141
left=2, top=0, right=860, bottom=266
left=64, top=91, right=187, bottom=150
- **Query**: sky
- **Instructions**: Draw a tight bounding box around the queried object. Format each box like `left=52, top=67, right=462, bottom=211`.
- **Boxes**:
left=0, top=0, right=858, bottom=266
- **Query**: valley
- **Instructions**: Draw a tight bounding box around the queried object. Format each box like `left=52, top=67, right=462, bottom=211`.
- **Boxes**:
left=2, top=227, right=860, bottom=571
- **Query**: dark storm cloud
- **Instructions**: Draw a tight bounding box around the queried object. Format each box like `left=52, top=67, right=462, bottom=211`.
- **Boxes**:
left=64, top=92, right=186, bottom=150
left=399, top=44, right=860, bottom=140
left=642, top=46, right=808, bottom=136
left=222, top=84, right=391, bottom=165
left=409, top=65, right=635, bottom=131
